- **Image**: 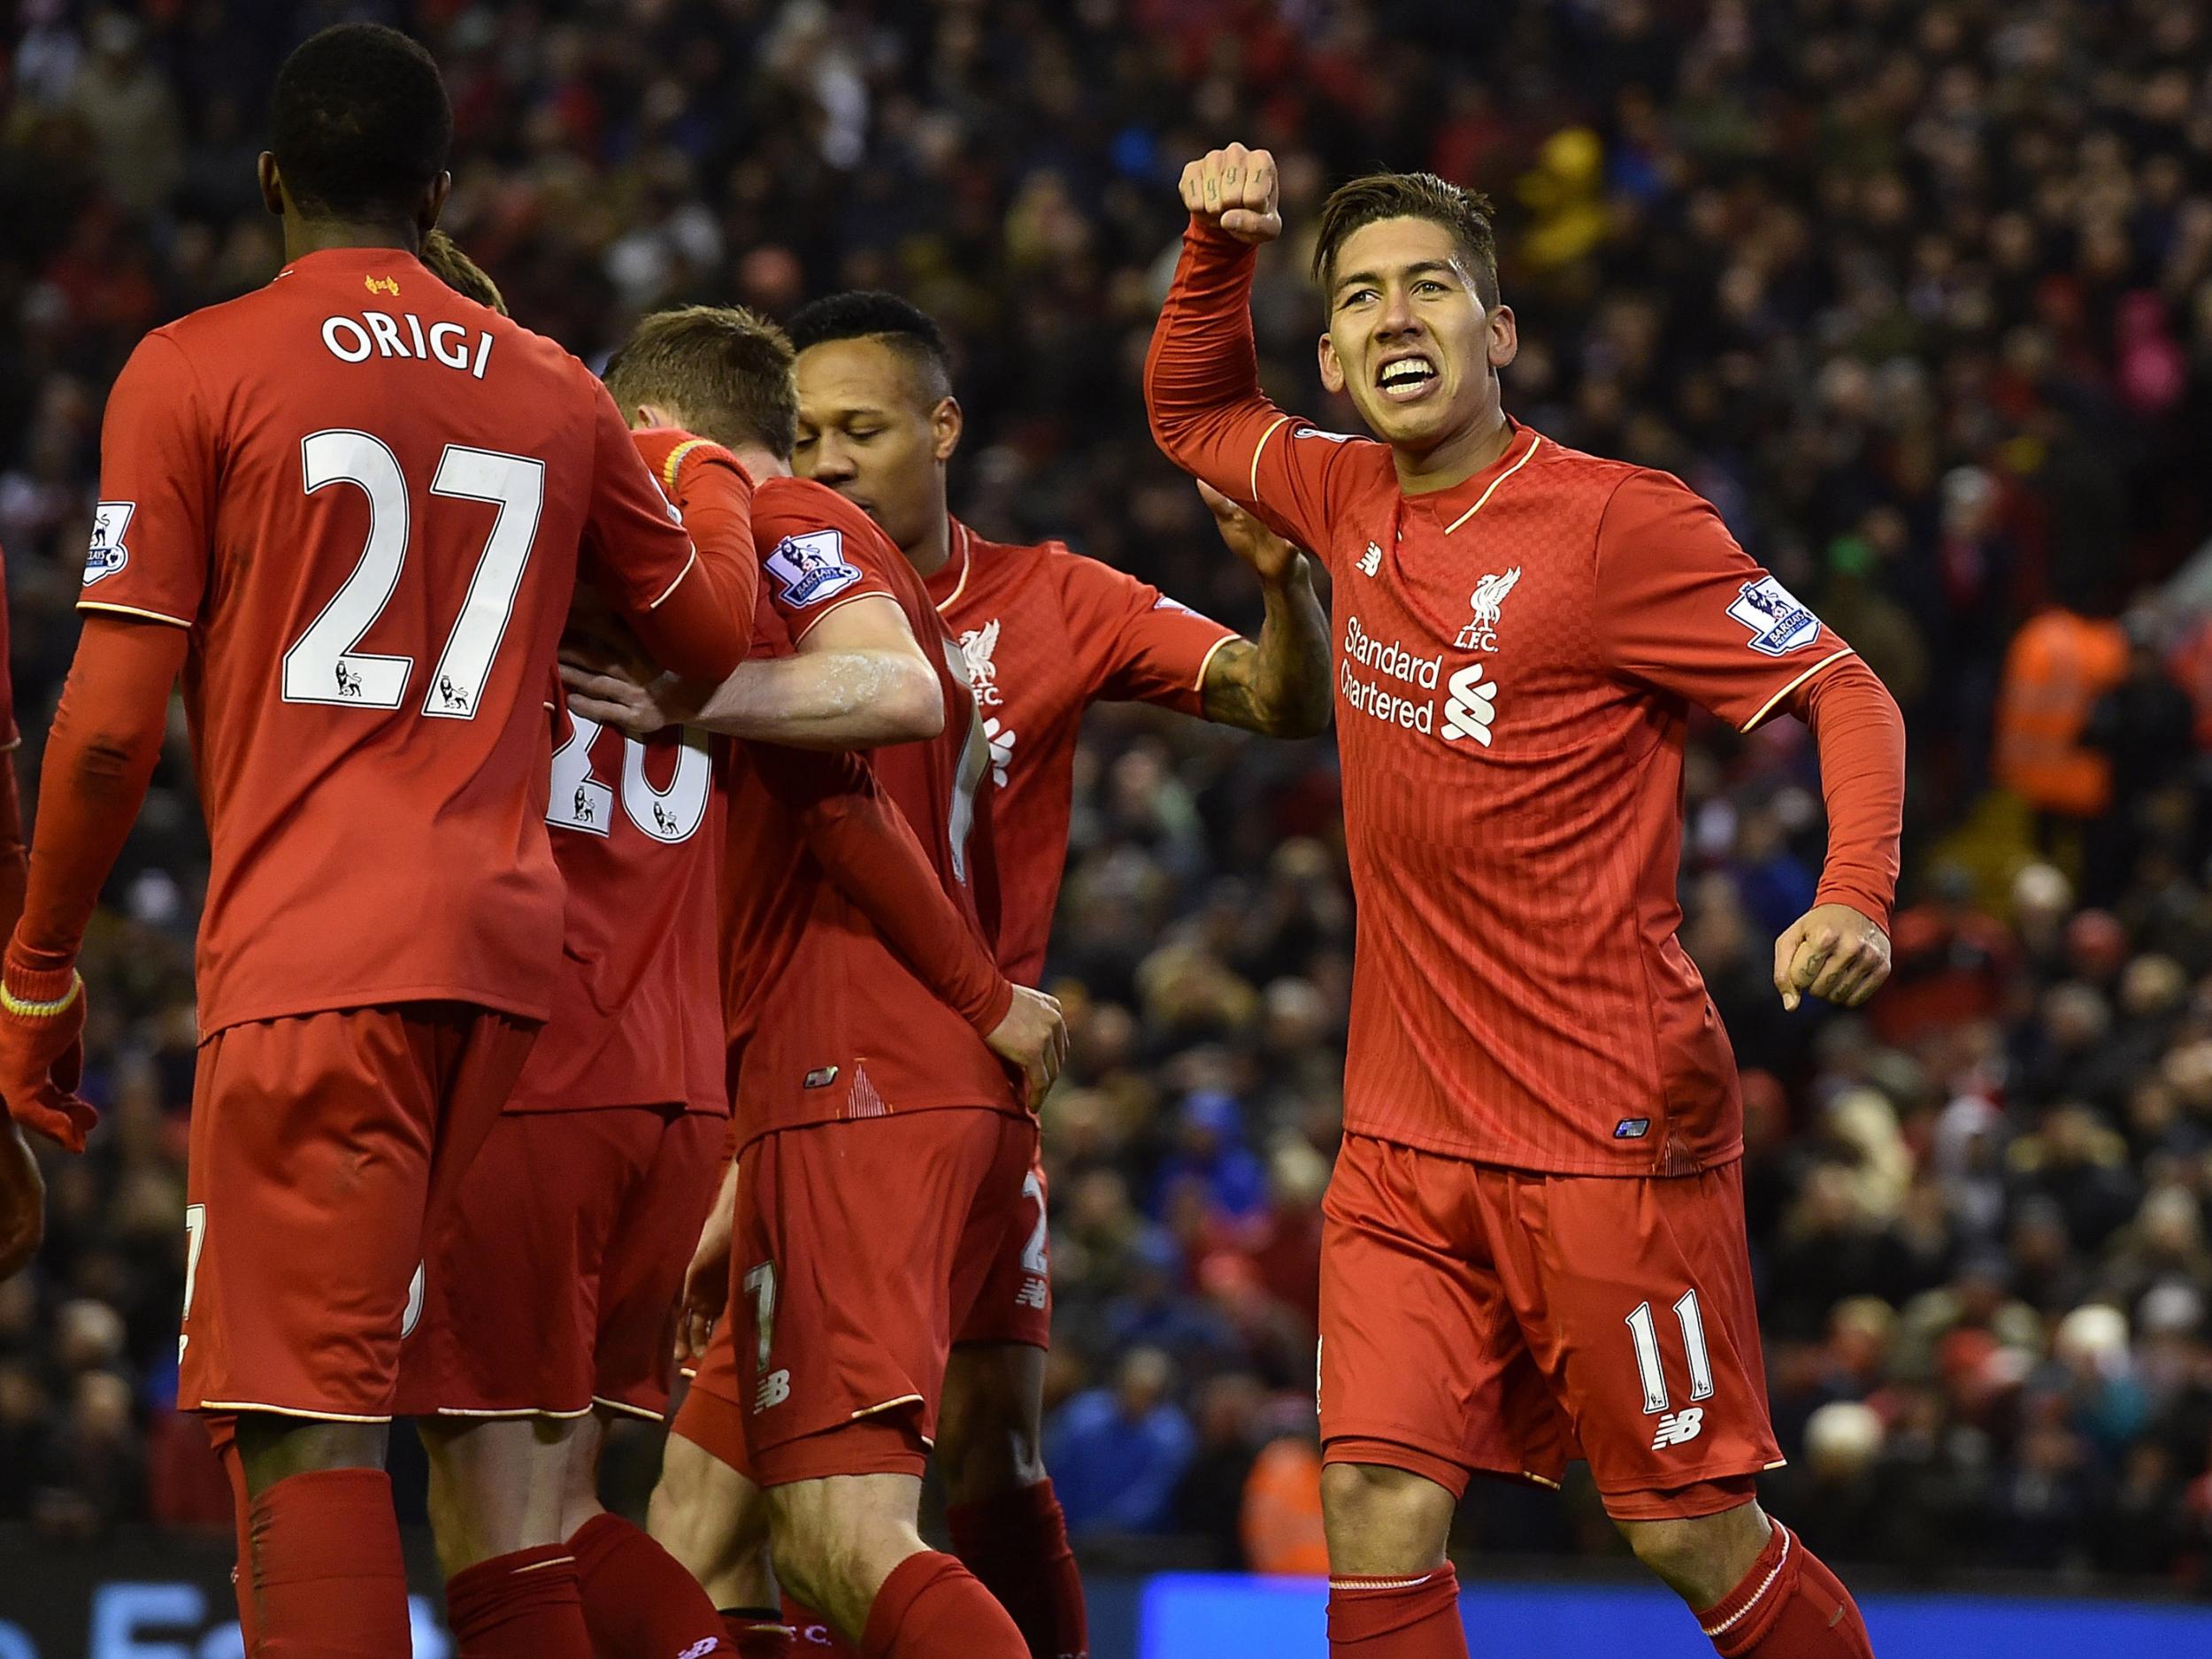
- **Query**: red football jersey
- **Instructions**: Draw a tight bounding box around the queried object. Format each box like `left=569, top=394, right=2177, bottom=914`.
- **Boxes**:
left=509, top=430, right=756, bottom=1113
left=1151, top=229, right=1865, bottom=1174
left=724, top=480, right=1018, bottom=1144
left=80, top=247, right=709, bottom=1034
left=926, top=518, right=1235, bottom=985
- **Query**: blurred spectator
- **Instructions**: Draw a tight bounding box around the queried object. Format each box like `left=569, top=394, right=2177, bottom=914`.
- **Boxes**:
left=1046, top=1347, right=1196, bottom=1536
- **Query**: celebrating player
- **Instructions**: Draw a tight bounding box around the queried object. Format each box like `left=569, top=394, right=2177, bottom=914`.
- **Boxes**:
left=399, top=281, right=1059, bottom=1659
left=565, top=311, right=1064, bottom=1659
left=598, top=289, right=1332, bottom=1659
left=0, top=27, right=748, bottom=1659
left=1146, top=147, right=1904, bottom=1659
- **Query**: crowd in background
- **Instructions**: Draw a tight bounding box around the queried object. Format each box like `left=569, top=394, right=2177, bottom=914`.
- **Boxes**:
left=10, top=0, right=2212, bottom=1593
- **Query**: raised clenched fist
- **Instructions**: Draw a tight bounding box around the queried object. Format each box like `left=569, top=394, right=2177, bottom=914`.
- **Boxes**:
left=1179, top=143, right=1281, bottom=244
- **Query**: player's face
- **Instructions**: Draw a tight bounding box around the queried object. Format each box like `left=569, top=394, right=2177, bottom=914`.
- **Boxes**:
left=793, top=338, right=956, bottom=559
left=1318, top=217, right=1514, bottom=456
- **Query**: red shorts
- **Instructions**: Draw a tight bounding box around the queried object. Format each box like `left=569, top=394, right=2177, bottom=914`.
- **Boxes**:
left=396, top=1104, right=726, bottom=1420
left=1319, top=1133, right=1783, bottom=1521
left=683, top=1108, right=1037, bottom=1487
left=953, top=1153, right=1051, bottom=1349
left=179, top=1003, right=537, bottom=1421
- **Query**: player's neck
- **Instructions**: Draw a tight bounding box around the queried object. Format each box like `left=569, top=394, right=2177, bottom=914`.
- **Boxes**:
left=729, top=442, right=791, bottom=481
left=1391, top=403, right=1514, bottom=497
left=908, top=509, right=954, bottom=579
left=281, top=217, right=422, bottom=264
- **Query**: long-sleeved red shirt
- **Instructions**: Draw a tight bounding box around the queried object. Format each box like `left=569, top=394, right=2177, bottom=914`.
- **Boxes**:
left=1146, top=221, right=1905, bottom=1175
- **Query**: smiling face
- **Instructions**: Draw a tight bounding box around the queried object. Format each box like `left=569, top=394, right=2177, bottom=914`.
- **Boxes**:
left=1318, top=215, right=1516, bottom=461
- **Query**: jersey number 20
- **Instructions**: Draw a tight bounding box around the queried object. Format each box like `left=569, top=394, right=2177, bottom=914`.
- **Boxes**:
left=283, top=430, right=544, bottom=718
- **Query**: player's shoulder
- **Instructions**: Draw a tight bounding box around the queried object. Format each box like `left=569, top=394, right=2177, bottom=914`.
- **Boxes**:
left=753, top=474, right=885, bottom=547
left=1518, top=431, right=1713, bottom=529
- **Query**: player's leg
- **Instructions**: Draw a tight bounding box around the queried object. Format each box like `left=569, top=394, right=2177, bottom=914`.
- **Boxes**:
left=649, top=1414, right=789, bottom=1654
left=180, top=1010, right=473, bottom=1659
left=1486, top=1163, right=1874, bottom=1657
left=1317, top=1133, right=1548, bottom=1659
left=936, top=1158, right=1087, bottom=1659
left=396, top=1027, right=603, bottom=1659
left=562, top=1107, right=741, bottom=1658
left=736, top=1114, right=1032, bottom=1657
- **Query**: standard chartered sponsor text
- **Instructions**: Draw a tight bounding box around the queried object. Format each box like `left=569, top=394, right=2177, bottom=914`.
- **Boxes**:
left=1339, top=613, right=1441, bottom=732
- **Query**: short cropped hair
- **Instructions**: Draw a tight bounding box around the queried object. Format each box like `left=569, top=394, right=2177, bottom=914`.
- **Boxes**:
left=419, top=231, right=505, bottom=313
left=785, top=290, right=954, bottom=403
left=1312, top=172, right=1500, bottom=309
left=603, top=305, right=799, bottom=459
left=270, top=24, right=452, bottom=223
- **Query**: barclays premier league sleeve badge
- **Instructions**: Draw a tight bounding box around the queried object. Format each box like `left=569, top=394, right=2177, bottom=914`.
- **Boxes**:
left=83, top=502, right=134, bottom=586
left=765, top=529, right=863, bottom=607
left=1727, top=575, right=1820, bottom=656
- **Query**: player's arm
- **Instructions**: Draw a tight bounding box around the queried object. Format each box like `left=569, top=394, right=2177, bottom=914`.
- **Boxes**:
left=3, top=332, right=208, bottom=1157
left=1144, top=144, right=1353, bottom=557
left=750, top=743, right=1066, bottom=1092
left=1194, top=483, right=1331, bottom=737
left=2, top=618, right=188, bottom=1152
left=1594, top=472, right=1904, bottom=1009
left=580, top=382, right=749, bottom=684
left=561, top=595, right=943, bottom=749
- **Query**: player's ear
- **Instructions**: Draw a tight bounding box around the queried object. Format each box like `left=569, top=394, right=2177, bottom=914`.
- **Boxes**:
left=1317, top=332, right=1347, bottom=396
left=418, top=172, right=454, bottom=239
left=930, top=396, right=964, bottom=465
left=257, top=152, right=285, bottom=219
left=1487, top=303, right=1518, bottom=372
left=634, top=401, right=675, bottom=433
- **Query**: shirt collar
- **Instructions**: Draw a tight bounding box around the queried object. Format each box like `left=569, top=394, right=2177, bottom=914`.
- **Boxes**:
left=1404, top=417, right=1543, bottom=535
left=929, top=517, right=974, bottom=614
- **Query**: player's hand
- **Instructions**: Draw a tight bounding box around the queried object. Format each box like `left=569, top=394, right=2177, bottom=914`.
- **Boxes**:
left=1179, top=143, right=1281, bottom=244
left=557, top=660, right=692, bottom=740
left=1198, top=480, right=1302, bottom=583
left=676, top=1160, right=741, bottom=1366
left=1773, top=902, right=1892, bottom=1010
left=0, top=1118, right=45, bottom=1279
left=987, top=985, right=1069, bottom=1100
left=0, top=947, right=94, bottom=1153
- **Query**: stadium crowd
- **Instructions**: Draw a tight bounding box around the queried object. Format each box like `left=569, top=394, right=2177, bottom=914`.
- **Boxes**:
left=8, top=0, right=2212, bottom=1594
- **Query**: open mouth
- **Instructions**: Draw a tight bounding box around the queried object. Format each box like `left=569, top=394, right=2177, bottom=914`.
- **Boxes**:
left=1377, top=355, right=1439, bottom=402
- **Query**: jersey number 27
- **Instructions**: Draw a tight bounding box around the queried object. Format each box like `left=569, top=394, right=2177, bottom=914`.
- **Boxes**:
left=282, top=430, right=544, bottom=718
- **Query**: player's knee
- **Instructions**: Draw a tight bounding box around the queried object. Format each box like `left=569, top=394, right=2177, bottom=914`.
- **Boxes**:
left=939, top=1344, right=1048, bottom=1503
left=1319, top=1462, right=1454, bottom=1574
left=1617, top=1508, right=1765, bottom=1607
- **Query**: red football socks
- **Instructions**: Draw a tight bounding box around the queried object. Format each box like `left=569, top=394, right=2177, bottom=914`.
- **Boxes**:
left=568, top=1511, right=731, bottom=1657
left=1697, top=1523, right=1874, bottom=1658
left=1326, top=1565, right=1469, bottom=1656
left=444, top=1544, right=592, bottom=1659
left=722, top=1608, right=797, bottom=1658
left=859, top=1551, right=1028, bottom=1659
left=945, top=1479, right=1089, bottom=1659
left=246, top=1468, right=412, bottom=1659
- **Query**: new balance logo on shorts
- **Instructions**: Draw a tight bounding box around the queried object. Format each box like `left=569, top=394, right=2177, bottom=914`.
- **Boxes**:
left=677, top=1641, right=720, bottom=1659
left=1652, top=1406, right=1705, bottom=1449
left=755, top=1368, right=792, bottom=1411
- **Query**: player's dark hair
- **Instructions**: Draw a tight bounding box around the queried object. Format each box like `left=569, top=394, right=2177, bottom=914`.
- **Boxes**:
left=785, top=291, right=954, bottom=403
left=1312, top=172, right=1500, bottom=309
left=270, top=24, right=452, bottom=224
left=419, top=231, right=506, bottom=314
left=603, top=305, right=799, bottom=459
